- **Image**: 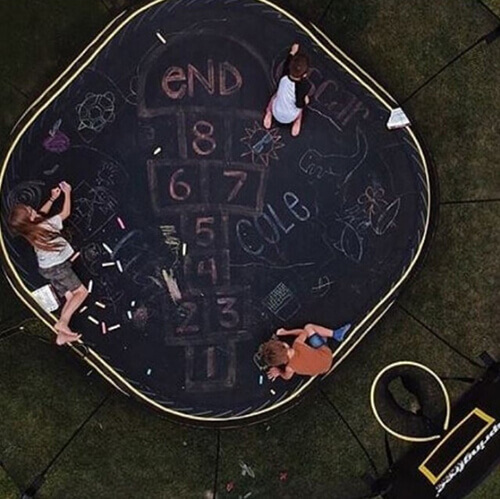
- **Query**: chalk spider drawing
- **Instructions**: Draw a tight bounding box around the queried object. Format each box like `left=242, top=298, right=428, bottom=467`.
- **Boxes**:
left=240, top=121, right=284, bottom=167
left=298, top=127, right=368, bottom=186
left=325, top=185, right=401, bottom=263
left=76, top=92, right=116, bottom=133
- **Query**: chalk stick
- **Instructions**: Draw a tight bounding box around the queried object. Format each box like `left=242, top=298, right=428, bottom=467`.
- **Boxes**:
left=108, top=324, right=121, bottom=332
left=146, top=368, right=152, bottom=375
left=116, top=260, right=123, bottom=273
left=88, top=315, right=99, bottom=325
left=127, top=310, right=133, bottom=320
left=95, top=301, right=106, bottom=309
left=79, top=306, right=88, bottom=313
left=259, top=375, right=263, bottom=385
left=117, top=217, right=125, bottom=230
left=131, top=301, right=136, bottom=307
left=155, top=31, right=166, bottom=44
left=270, top=389, right=276, bottom=395
left=102, top=243, right=112, bottom=254
left=88, top=280, right=93, bottom=293
left=101, top=322, right=107, bottom=335
left=102, top=262, right=116, bottom=268
left=181, top=243, right=187, bottom=256
left=153, top=147, right=162, bottom=155
left=70, top=251, right=80, bottom=262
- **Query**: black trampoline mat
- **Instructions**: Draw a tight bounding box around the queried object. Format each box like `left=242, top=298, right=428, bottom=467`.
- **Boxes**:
left=0, top=0, right=434, bottom=425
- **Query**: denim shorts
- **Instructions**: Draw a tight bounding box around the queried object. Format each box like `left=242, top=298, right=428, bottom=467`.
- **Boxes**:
left=38, top=260, right=82, bottom=298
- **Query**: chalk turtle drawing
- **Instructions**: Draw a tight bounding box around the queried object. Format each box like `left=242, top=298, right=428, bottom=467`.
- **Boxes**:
left=76, top=92, right=116, bottom=133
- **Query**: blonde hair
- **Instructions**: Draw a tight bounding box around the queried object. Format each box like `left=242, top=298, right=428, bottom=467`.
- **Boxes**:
left=8, top=204, right=64, bottom=252
left=258, top=339, right=289, bottom=367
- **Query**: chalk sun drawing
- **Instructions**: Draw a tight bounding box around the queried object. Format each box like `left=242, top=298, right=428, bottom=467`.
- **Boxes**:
left=240, top=121, right=284, bottom=167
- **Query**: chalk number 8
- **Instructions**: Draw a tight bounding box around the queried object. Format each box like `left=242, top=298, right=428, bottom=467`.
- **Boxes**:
left=192, top=120, right=216, bottom=156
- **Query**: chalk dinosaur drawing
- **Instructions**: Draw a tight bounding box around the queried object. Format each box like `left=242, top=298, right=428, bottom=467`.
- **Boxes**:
left=298, top=127, right=368, bottom=186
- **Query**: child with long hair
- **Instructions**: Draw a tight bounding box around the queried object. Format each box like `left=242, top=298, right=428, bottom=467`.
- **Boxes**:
left=8, top=181, right=88, bottom=345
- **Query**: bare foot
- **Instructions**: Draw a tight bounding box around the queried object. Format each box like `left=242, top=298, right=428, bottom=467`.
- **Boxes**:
left=291, top=118, right=302, bottom=137
left=263, top=111, right=272, bottom=130
left=55, top=321, right=79, bottom=337
left=56, top=332, right=82, bottom=345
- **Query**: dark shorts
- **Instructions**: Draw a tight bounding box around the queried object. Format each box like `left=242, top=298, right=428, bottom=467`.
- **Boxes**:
left=39, top=261, right=82, bottom=298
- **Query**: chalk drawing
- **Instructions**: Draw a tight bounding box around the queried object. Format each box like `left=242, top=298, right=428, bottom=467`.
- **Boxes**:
left=6, top=181, right=44, bottom=210
left=324, top=185, right=401, bottom=263
left=298, top=127, right=368, bottom=186
left=261, top=282, right=300, bottom=321
left=43, top=119, right=71, bottom=153
left=76, top=92, right=116, bottom=133
left=240, top=121, right=284, bottom=167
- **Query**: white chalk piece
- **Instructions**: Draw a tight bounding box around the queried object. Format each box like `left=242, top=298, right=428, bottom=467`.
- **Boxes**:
left=259, top=375, right=263, bottom=385
left=131, top=300, right=136, bottom=307
left=386, top=107, right=411, bottom=130
left=101, top=322, right=107, bottom=335
left=32, top=285, right=60, bottom=313
left=181, top=243, right=187, bottom=256
left=146, top=368, right=152, bottom=375
left=116, top=260, right=123, bottom=273
left=102, top=262, right=116, bottom=268
left=95, top=301, right=106, bottom=309
left=88, top=315, right=99, bottom=325
left=155, top=31, right=167, bottom=44
left=102, top=243, right=112, bottom=254
left=117, top=217, right=126, bottom=230
left=270, top=389, right=276, bottom=395
left=79, top=306, right=88, bottom=313
left=108, top=324, right=121, bottom=332
left=127, top=310, right=133, bottom=320
left=153, top=146, right=162, bottom=155
left=88, top=280, right=93, bottom=293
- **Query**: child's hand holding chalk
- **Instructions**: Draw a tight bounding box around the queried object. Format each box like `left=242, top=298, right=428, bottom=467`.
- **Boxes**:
left=60, top=181, right=72, bottom=193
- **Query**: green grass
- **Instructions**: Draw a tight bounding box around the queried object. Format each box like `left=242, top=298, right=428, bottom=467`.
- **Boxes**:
left=0, top=0, right=499, bottom=497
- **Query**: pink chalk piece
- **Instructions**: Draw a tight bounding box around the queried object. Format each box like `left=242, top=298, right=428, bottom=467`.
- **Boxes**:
left=117, top=217, right=126, bottom=230
left=101, top=322, right=107, bottom=335
left=70, top=251, right=81, bottom=262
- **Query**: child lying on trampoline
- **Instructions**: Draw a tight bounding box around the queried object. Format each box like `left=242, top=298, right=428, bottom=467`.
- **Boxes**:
left=8, top=181, right=88, bottom=345
left=258, top=323, right=351, bottom=381
left=263, top=42, right=310, bottom=137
